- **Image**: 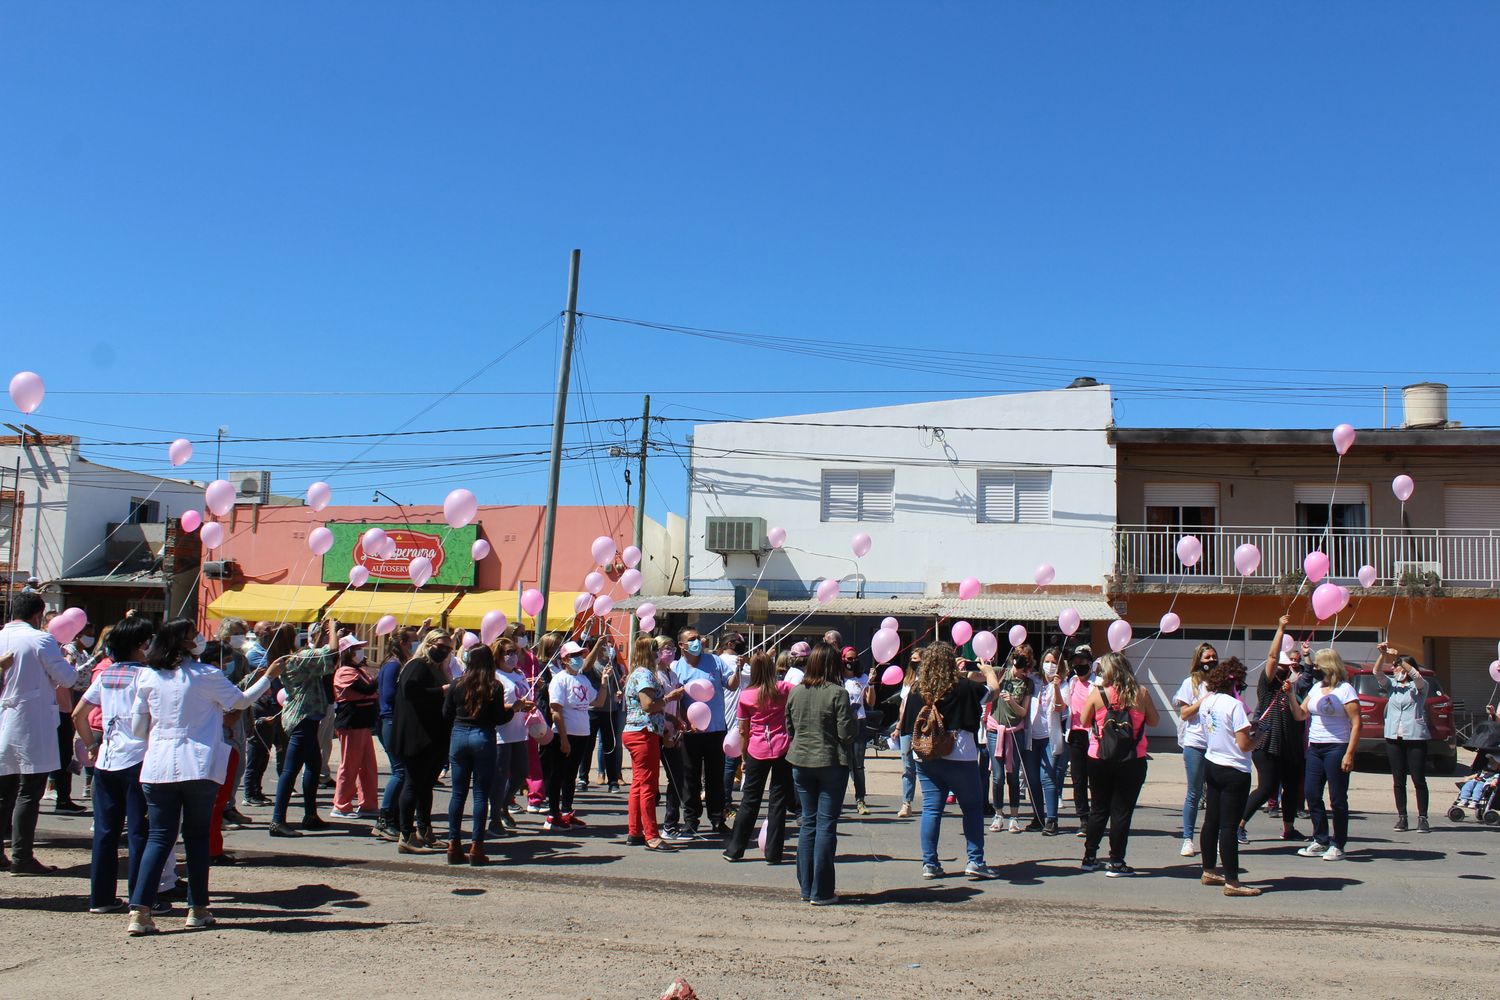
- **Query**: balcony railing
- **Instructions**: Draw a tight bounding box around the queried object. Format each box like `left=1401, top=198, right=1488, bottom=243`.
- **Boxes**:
left=1114, top=524, right=1500, bottom=589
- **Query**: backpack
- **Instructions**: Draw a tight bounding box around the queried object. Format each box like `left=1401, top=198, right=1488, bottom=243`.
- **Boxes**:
left=1095, top=686, right=1142, bottom=764
left=911, top=701, right=955, bottom=761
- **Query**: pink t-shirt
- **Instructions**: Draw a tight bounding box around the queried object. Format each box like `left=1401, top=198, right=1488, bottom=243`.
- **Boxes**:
left=736, top=681, right=792, bottom=760
left=1086, top=685, right=1149, bottom=760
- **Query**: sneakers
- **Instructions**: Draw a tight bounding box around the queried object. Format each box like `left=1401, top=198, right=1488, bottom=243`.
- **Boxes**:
left=855, top=799, right=870, bottom=816
left=541, top=815, right=561, bottom=833
left=1024, top=818, right=1043, bottom=833
left=947, top=794, right=957, bottom=805
left=921, top=863, right=947, bottom=880
left=1393, top=816, right=1408, bottom=832
left=497, top=809, right=519, bottom=831
left=185, top=907, right=216, bottom=929
left=1042, top=819, right=1058, bottom=837
left=54, top=800, right=88, bottom=815
left=562, top=812, right=587, bottom=829
left=127, top=910, right=157, bottom=937
left=663, top=827, right=698, bottom=842
left=1075, top=827, right=1087, bottom=839
left=1279, top=827, right=1306, bottom=841
left=371, top=821, right=400, bottom=842
left=1080, top=856, right=1100, bottom=872
left=329, top=808, right=362, bottom=819
left=1297, top=841, right=1327, bottom=857
left=989, top=818, right=1004, bottom=833
left=1321, top=845, right=1346, bottom=861
left=90, top=898, right=128, bottom=914
left=1007, top=817, right=1023, bottom=834
left=965, top=863, right=1001, bottom=880
left=1417, top=816, right=1431, bottom=833
left=1180, top=838, right=1197, bottom=857
left=1104, top=862, right=1135, bottom=878
left=1236, top=826, right=1250, bottom=845
left=896, top=802, right=913, bottom=819
left=524, top=802, right=545, bottom=813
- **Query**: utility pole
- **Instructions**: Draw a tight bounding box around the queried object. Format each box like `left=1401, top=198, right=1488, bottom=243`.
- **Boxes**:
left=537, top=249, right=581, bottom=636
left=628, top=394, right=650, bottom=650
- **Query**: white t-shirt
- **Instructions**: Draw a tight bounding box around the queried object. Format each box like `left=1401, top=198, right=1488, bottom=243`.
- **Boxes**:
left=1173, top=676, right=1209, bottom=750
left=784, top=666, right=805, bottom=686
left=1201, top=692, right=1252, bottom=771
left=496, top=670, right=531, bottom=744
left=81, top=663, right=148, bottom=771
left=1305, top=682, right=1358, bottom=744
left=844, top=675, right=869, bottom=721
left=548, top=670, right=597, bottom=737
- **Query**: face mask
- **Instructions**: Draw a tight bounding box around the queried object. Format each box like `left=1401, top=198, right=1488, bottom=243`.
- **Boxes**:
left=1043, top=661, right=1057, bottom=679
left=431, top=648, right=450, bottom=663
left=352, top=651, right=366, bottom=665
left=567, top=656, right=585, bottom=673
left=657, top=650, right=674, bottom=666
left=228, top=635, right=248, bottom=651
left=504, top=653, right=519, bottom=669
left=517, top=636, right=530, bottom=649
left=603, top=645, right=615, bottom=660
left=78, top=635, right=95, bottom=650
left=1072, top=662, right=1089, bottom=677
left=685, top=639, right=703, bottom=656
left=191, top=635, right=207, bottom=657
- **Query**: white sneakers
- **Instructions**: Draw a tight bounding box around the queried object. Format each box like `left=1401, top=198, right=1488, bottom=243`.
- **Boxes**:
left=1180, top=838, right=1197, bottom=857
left=1321, top=845, right=1346, bottom=861
left=1296, top=840, right=1345, bottom=859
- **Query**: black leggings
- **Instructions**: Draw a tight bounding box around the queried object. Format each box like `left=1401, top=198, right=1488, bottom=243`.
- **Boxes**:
left=1066, top=731, right=1090, bottom=820
left=541, top=734, right=587, bottom=819
left=1386, top=738, right=1429, bottom=818
left=398, top=747, right=445, bottom=838
left=1243, top=748, right=1304, bottom=829
left=1203, top=761, right=1252, bottom=878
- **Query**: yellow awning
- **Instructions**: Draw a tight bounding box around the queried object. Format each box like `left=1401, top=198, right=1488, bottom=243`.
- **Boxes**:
left=446, top=591, right=580, bottom=632
left=206, top=585, right=339, bottom=624
left=327, top=589, right=458, bottom=626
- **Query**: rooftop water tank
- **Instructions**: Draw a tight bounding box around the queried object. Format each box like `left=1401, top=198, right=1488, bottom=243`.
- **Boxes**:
left=1402, top=382, right=1448, bottom=428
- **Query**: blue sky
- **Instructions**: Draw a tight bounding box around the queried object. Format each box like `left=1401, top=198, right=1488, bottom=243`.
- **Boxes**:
left=3, top=3, right=1497, bottom=522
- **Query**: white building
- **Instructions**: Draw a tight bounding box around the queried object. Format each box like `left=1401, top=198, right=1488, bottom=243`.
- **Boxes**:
left=647, top=385, right=1120, bottom=652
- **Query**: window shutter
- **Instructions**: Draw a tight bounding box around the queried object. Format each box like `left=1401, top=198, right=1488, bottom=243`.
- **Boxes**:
left=858, top=469, right=895, bottom=522
left=820, top=470, right=860, bottom=522
left=1445, top=486, right=1500, bottom=530
left=977, top=471, right=1016, bottom=524
left=1015, top=471, right=1052, bottom=523
left=1143, top=483, right=1219, bottom=508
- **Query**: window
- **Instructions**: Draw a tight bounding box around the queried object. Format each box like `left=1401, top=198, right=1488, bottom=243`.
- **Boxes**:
left=127, top=497, right=160, bottom=524
left=977, top=470, right=1052, bottom=524
left=1143, top=483, right=1219, bottom=529
left=0, top=492, right=15, bottom=566
left=1293, top=484, right=1369, bottom=531
left=820, top=469, right=894, bottom=522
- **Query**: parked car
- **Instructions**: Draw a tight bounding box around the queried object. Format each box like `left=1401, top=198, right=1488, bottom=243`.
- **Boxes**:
left=1347, top=665, right=1457, bottom=773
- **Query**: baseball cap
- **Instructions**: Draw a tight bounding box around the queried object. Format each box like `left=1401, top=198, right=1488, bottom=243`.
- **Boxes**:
left=1278, top=651, right=1295, bottom=666
left=560, top=640, right=586, bottom=657
left=790, top=641, right=811, bottom=657
left=1071, top=644, right=1093, bottom=659
left=338, top=635, right=368, bottom=653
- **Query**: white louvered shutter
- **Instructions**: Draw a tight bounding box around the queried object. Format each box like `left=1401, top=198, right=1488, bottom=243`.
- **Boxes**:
left=821, top=470, right=860, bottom=522
left=857, top=470, right=895, bottom=522
left=977, top=470, right=1016, bottom=523
left=1015, top=471, right=1053, bottom=523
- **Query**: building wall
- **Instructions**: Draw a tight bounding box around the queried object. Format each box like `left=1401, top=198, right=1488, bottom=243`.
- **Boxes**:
left=688, top=385, right=1117, bottom=599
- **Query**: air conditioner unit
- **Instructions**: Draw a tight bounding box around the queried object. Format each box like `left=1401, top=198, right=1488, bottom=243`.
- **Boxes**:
left=705, top=516, right=768, bottom=556
left=1394, top=560, right=1442, bottom=580
left=229, top=470, right=271, bottom=505
left=202, top=560, right=237, bottom=579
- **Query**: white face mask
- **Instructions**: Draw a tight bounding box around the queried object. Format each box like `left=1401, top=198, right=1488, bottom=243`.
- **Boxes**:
left=78, top=635, right=95, bottom=650
left=517, top=636, right=530, bottom=649
left=191, top=635, right=207, bottom=657
left=352, top=650, right=366, bottom=665
left=1043, top=661, right=1057, bottom=679
left=228, top=634, right=249, bottom=652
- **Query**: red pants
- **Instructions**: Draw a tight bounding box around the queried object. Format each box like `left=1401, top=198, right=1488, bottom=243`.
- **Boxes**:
left=210, top=748, right=238, bottom=857
left=334, top=728, right=379, bottom=813
left=623, top=730, right=661, bottom=840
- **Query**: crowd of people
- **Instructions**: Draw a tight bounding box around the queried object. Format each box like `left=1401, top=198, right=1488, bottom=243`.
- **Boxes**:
left=1, top=593, right=1491, bottom=932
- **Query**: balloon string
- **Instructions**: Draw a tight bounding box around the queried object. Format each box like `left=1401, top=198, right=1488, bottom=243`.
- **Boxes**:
left=56, top=477, right=171, bottom=580
left=1383, top=499, right=1406, bottom=639
left=1225, top=574, right=1246, bottom=646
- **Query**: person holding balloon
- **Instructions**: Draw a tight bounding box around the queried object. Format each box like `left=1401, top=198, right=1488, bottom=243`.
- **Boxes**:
left=1062, top=644, right=1098, bottom=834
left=1373, top=644, right=1431, bottom=834
left=1032, top=647, right=1071, bottom=836
left=267, top=617, right=341, bottom=839
left=1079, top=652, right=1160, bottom=877
left=986, top=645, right=1034, bottom=834
left=1172, top=642, right=1219, bottom=858
left=242, top=625, right=294, bottom=808
left=392, top=629, right=457, bottom=853
left=724, top=650, right=795, bottom=863
left=670, top=626, right=740, bottom=838
left=840, top=646, right=876, bottom=815
left=621, top=635, right=683, bottom=851
left=330, top=635, right=381, bottom=821
left=1288, top=650, right=1362, bottom=861
left=442, top=642, right=514, bottom=865
left=542, top=640, right=609, bottom=831
left=486, top=635, right=535, bottom=837
left=1238, top=616, right=1306, bottom=844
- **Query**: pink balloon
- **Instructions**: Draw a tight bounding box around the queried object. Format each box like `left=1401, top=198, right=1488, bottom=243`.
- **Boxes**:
left=723, top=727, right=743, bottom=757
left=766, top=526, right=786, bottom=550
left=409, top=555, right=433, bottom=588
left=685, top=702, right=712, bottom=730
left=1357, top=565, right=1378, bottom=589
left=573, top=592, right=593, bottom=614
left=480, top=609, right=508, bottom=645
left=1034, top=563, right=1056, bottom=587
left=635, top=602, right=657, bottom=621
left=972, top=631, right=998, bottom=662
left=1159, top=612, right=1181, bottom=634
left=377, top=534, right=398, bottom=559
left=1303, top=550, right=1330, bottom=584
left=443, top=488, right=479, bottom=529
left=584, top=571, right=606, bottom=595
left=685, top=678, right=715, bottom=702
left=851, top=533, right=872, bottom=558
left=472, top=539, right=491, bottom=561
left=1107, top=620, right=1132, bottom=653
left=1311, top=582, right=1342, bottom=621
left=639, top=615, right=656, bottom=633
left=593, top=595, right=615, bottom=616
left=1281, top=634, right=1294, bottom=653
left=1007, top=624, right=1027, bottom=647
left=591, top=535, right=617, bottom=565
left=1175, top=535, right=1202, bottom=568
left=518, top=587, right=544, bottom=616
left=1489, top=660, right=1500, bottom=684
left=880, top=617, right=899, bottom=631
left=306, top=481, right=331, bottom=512
left=362, top=527, right=388, bottom=557
left=276, top=688, right=288, bottom=707
left=1392, top=475, right=1414, bottom=503
left=526, top=713, right=548, bottom=740
left=535, top=724, right=554, bottom=746
left=168, top=438, right=193, bottom=467
left=1332, top=423, right=1357, bottom=456
left=951, top=621, right=974, bottom=646
left=180, top=509, right=202, bottom=533
left=204, top=479, right=235, bottom=517
left=1057, top=608, right=1081, bottom=637
left=461, top=631, right=480, bottom=650
left=619, top=568, right=643, bottom=595
left=348, top=565, right=370, bottom=588
left=1234, top=543, right=1261, bottom=576
left=307, top=526, right=333, bottom=556
left=375, top=614, right=398, bottom=636
left=871, top=628, right=901, bottom=665
left=200, top=521, right=224, bottom=549
left=958, top=576, right=982, bottom=600
left=881, top=664, right=905, bottom=686
left=816, top=579, right=840, bottom=603
left=47, top=608, right=86, bottom=644
left=758, top=820, right=769, bottom=854
left=1335, top=585, right=1351, bottom=613
left=621, top=545, right=642, bottom=568
left=8, top=371, right=45, bottom=414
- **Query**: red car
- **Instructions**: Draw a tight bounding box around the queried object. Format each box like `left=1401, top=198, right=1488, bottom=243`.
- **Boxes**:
left=1347, top=665, right=1457, bottom=773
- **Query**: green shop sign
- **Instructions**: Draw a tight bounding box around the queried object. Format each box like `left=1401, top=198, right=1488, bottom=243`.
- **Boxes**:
left=321, top=522, right=478, bottom=587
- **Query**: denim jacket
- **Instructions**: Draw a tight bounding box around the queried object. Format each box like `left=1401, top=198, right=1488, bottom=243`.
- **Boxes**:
left=1380, top=672, right=1431, bottom=741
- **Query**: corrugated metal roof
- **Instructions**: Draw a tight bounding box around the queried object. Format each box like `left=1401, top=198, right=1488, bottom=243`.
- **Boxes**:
left=932, top=597, right=1118, bottom=621
left=58, top=571, right=166, bottom=589
left=617, top=594, right=1117, bottom=621
left=616, top=595, right=734, bottom=612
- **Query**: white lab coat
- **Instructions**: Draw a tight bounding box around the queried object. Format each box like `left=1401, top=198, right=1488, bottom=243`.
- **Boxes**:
left=0, top=621, right=80, bottom=776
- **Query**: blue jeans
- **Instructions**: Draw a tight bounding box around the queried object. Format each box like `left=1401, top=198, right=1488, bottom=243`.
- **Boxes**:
left=447, top=723, right=497, bottom=845
left=594, top=706, right=626, bottom=784
left=1181, top=745, right=1208, bottom=840
left=724, top=753, right=741, bottom=807
left=489, top=740, right=529, bottom=817
left=792, top=764, right=847, bottom=902
left=899, top=734, right=917, bottom=804
left=985, top=730, right=1022, bottom=812
left=273, top=715, right=323, bottom=825
left=130, top=779, right=219, bottom=911
left=1305, top=742, right=1350, bottom=848
left=91, top=763, right=148, bottom=909
left=1018, top=737, right=1044, bottom=824
left=915, top=756, right=987, bottom=869
left=850, top=730, right=868, bottom=801
left=378, top=716, right=405, bottom=827
left=1037, top=743, right=1068, bottom=822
